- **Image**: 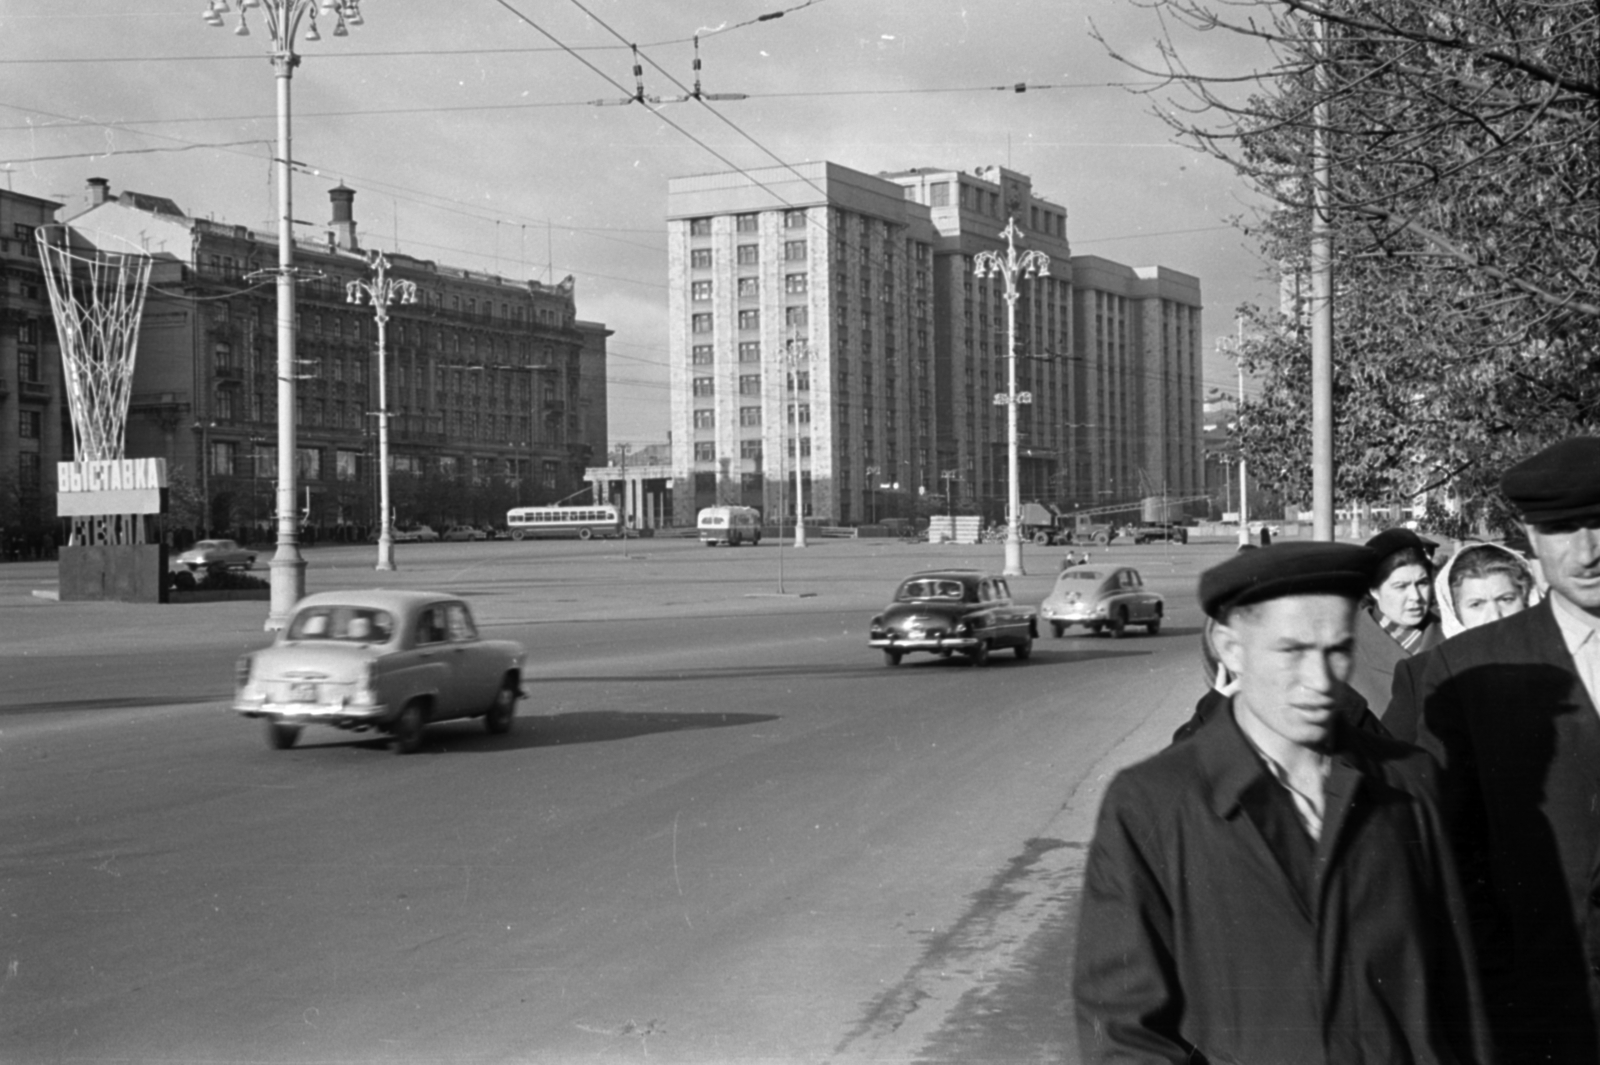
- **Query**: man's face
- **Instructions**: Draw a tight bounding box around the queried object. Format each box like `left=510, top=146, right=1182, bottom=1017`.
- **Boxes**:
left=1215, top=594, right=1356, bottom=749
left=1527, top=517, right=1600, bottom=615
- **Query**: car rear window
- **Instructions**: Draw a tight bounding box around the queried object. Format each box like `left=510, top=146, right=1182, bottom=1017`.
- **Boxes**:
left=288, top=606, right=395, bottom=643
left=897, top=578, right=966, bottom=601
left=1058, top=570, right=1102, bottom=583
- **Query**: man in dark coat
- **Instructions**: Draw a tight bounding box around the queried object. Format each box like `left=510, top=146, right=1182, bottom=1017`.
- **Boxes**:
left=1075, top=542, right=1490, bottom=1064
left=1384, top=436, right=1600, bottom=1064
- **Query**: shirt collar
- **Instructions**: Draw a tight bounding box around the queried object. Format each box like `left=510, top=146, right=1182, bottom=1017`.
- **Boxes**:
left=1549, top=589, right=1600, bottom=651
left=1195, top=700, right=1348, bottom=819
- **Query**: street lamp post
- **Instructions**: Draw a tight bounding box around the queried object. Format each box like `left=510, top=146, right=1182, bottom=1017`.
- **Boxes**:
left=941, top=469, right=959, bottom=536
left=346, top=249, right=415, bottom=570
left=865, top=465, right=880, bottom=525
left=973, top=218, right=1050, bottom=577
left=781, top=335, right=809, bottom=548
left=205, top=0, right=365, bottom=628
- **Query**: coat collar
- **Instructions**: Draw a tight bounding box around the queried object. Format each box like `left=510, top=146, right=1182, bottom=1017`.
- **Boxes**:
left=1194, top=698, right=1376, bottom=821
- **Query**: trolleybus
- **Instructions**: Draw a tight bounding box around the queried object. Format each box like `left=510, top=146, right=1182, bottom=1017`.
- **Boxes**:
left=506, top=504, right=624, bottom=541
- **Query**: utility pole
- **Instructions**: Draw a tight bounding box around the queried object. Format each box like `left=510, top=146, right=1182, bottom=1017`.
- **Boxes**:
left=1310, top=13, right=1335, bottom=541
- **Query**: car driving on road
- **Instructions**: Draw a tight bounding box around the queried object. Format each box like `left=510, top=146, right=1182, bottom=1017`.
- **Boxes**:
left=174, top=538, right=257, bottom=572
left=232, top=590, right=525, bottom=754
left=1039, top=565, right=1164, bottom=637
left=868, top=569, right=1037, bottom=666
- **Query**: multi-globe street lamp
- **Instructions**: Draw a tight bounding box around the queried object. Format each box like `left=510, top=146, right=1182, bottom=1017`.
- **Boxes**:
left=973, top=218, right=1050, bottom=577
left=203, top=0, right=365, bottom=628
left=780, top=335, right=809, bottom=548
left=346, top=250, right=415, bottom=571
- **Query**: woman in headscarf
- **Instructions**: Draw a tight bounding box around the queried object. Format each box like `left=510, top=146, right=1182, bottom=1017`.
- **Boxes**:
left=1434, top=540, right=1541, bottom=637
left=1348, top=528, right=1444, bottom=711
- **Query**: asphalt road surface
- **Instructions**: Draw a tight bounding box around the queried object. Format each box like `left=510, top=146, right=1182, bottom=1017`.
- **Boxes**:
left=1, top=536, right=1228, bottom=1064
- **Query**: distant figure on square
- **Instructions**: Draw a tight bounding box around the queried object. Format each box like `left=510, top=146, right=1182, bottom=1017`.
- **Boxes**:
left=1074, top=541, right=1489, bottom=1064
left=1385, top=436, right=1600, bottom=1064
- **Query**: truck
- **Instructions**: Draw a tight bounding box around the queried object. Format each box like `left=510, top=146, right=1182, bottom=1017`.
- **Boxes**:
left=1017, top=503, right=1119, bottom=546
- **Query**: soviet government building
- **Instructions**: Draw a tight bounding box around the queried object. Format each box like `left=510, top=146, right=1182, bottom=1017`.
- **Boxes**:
left=665, top=161, right=1202, bottom=527
left=58, top=178, right=609, bottom=538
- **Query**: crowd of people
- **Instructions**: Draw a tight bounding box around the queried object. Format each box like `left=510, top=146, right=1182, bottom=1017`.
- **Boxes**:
left=1073, top=435, right=1600, bottom=1064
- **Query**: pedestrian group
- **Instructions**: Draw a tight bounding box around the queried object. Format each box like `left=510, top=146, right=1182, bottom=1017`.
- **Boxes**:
left=1073, top=435, right=1600, bottom=1064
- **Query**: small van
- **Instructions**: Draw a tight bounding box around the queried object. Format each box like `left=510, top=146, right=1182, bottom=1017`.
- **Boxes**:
left=698, top=506, right=763, bottom=547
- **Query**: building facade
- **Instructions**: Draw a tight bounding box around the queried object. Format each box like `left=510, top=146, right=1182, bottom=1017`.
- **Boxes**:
left=61, top=179, right=607, bottom=539
left=666, top=161, right=1204, bottom=526
left=0, top=189, right=68, bottom=552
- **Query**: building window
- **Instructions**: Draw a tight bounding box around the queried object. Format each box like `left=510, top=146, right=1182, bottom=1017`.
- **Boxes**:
left=689, top=217, right=712, bottom=236
left=784, top=209, right=806, bottom=229
left=694, top=441, right=716, bottom=461
left=738, top=341, right=761, bottom=363
left=692, top=313, right=713, bottom=334
left=691, top=280, right=713, bottom=301
left=930, top=182, right=950, bottom=207
left=690, top=248, right=712, bottom=269
left=17, top=346, right=40, bottom=383
left=736, top=244, right=758, bottom=265
left=739, top=406, right=762, bottom=426
left=784, top=273, right=807, bottom=294
left=336, top=450, right=361, bottom=481
left=19, top=409, right=42, bottom=439
left=784, top=240, right=806, bottom=262
left=736, top=213, right=759, bottom=233
left=692, top=377, right=715, bottom=397
left=737, top=277, right=759, bottom=298
left=18, top=452, right=41, bottom=494
left=296, top=447, right=323, bottom=482
left=740, top=439, right=763, bottom=460
left=785, top=307, right=808, bottom=329
left=210, top=440, right=238, bottom=477
left=691, top=344, right=714, bottom=366
left=693, top=409, right=715, bottom=429
left=788, top=370, right=811, bottom=392
left=738, top=309, right=760, bottom=331
left=739, top=374, right=761, bottom=396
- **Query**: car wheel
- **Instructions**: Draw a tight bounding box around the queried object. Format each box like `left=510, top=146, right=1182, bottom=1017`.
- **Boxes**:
left=1014, top=635, right=1033, bottom=660
left=969, top=640, right=990, bottom=666
left=484, top=678, right=517, bottom=735
left=266, top=720, right=300, bottom=750
left=1147, top=617, right=1162, bottom=636
left=393, top=701, right=425, bottom=755
left=1093, top=532, right=1109, bottom=546
left=884, top=649, right=903, bottom=667
left=1033, top=531, right=1050, bottom=546
left=1050, top=621, right=1065, bottom=638
left=1108, top=609, right=1127, bottom=639
left=577, top=527, right=593, bottom=541
left=512, top=530, right=525, bottom=541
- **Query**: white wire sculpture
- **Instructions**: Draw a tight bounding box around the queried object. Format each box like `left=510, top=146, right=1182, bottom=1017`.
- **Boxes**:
left=34, top=225, right=153, bottom=462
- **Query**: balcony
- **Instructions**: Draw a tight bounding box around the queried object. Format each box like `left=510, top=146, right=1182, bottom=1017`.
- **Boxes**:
left=18, top=379, right=50, bottom=402
left=213, top=365, right=245, bottom=386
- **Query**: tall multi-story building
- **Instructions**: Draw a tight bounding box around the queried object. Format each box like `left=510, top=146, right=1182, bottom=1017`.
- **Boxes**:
left=667, top=161, right=1204, bottom=525
left=0, top=188, right=68, bottom=550
left=60, top=178, right=608, bottom=537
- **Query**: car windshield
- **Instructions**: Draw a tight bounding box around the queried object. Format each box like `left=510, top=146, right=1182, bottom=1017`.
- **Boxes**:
left=287, top=606, right=396, bottom=644
left=897, top=578, right=967, bottom=601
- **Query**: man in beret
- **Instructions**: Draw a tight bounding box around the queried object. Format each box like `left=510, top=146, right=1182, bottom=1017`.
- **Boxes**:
left=1075, top=542, right=1490, bottom=1064
left=1385, top=435, right=1600, bottom=1064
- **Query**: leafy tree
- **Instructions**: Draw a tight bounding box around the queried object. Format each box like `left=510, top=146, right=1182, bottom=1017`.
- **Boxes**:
left=1104, top=0, right=1598, bottom=518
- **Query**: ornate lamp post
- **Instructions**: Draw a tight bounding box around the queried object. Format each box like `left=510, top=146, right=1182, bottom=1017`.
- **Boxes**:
left=864, top=465, right=881, bottom=524
left=780, top=335, right=809, bottom=548
left=973, top=218, right=1050, bottom=577
left=346, top=250, right=415, bottom=570
left=204, top=0, right=365, bottom=627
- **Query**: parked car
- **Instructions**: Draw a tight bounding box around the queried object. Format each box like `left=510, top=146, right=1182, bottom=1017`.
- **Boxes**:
left=442, top=525, right=487, bottom=542
left=1039, top=565, right=1164, bottom=638
left=868, top=569, right=1037, bottom=666
left=233, top=590, right=526, bottom=754
left=175, top=538, right=257, bottom=572
left=393, top=525, right=439, bottom=543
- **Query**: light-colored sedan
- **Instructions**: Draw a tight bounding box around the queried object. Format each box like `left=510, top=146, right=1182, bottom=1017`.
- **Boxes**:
left=442, top=525, right=487, bottom=542
left=175, top=538, right=257, bottom=572
left=233, top=590, right=526, bottom=754
left=1039, top=565, right=1164, bottom=638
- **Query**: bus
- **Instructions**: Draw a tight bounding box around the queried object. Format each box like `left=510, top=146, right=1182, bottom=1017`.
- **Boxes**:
left=506, top=504, right=624, bottom=541
left=697, top=506, right=762, bottom=547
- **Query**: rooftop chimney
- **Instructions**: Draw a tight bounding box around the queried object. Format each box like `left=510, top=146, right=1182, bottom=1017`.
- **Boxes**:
left=328, top=184, right=358, bottom=252
left=86, top=177, right=111, bottom=207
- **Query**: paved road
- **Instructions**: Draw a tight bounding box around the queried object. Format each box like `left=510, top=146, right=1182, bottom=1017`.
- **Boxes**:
left=1, top=537, right=1224, bottom=1064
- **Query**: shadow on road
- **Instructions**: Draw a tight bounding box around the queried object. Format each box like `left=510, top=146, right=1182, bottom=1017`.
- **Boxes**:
left=301, top=709, right=782, bottom=755
left=0, top=694, right=219, bottom=715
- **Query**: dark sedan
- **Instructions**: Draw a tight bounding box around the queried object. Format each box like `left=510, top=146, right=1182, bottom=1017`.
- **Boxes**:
left=868, top=570, right=1037, bottom=666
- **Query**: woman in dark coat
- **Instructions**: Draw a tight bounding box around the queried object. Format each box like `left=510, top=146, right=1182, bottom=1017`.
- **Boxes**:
left=1349, top=528, right=1444, bottom=712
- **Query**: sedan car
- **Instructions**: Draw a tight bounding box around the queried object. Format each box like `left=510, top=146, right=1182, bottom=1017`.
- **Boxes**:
left=233, top=590, right=525, bottom=754
left=175, top=538, right=256, bottom=572
left=1039, top=565, right=1164, bottom=638
left=442, top=525, right=487, bottom=542
left=868, top=569, right=1037, bottom=666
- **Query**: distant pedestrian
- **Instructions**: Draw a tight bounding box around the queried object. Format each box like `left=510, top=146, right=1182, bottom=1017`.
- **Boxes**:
left=1075, top=542, right=1490, bottom=1064
left=1384, top=436, right=1600, bottom=1063
left=1258, top=524, right=1271, bottom=546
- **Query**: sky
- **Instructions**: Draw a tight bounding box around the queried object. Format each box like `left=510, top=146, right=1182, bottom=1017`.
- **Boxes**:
left=1, top=0, right=1279, bottom=445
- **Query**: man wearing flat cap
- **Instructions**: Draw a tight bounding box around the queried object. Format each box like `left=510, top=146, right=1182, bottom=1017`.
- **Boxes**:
left=1386, top=435, right=1600, bottom=1064
left=1074, top=542, right=1490, bottom=1064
